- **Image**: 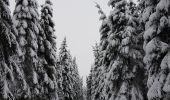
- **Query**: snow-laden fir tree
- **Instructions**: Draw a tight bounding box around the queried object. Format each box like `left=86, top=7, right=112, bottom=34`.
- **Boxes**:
left=90, top=0, right=146, bottom=100
left=141, top=0, right=170, bottom=99
left=86, top=43, right=102, bottom=100
left=71, top=58, right=84, bottom=100
left=40, top=0, right=59, bottom=99
left=58, top=38, right=84, bottom=100
left=89, top=4, right=111, bottom=100
left=13, top=0, right=59, bottom=99
left=40, top=0, right=57, bottom=62
left=82, top=86, right=87, bottom=100
left=0, top=0, right=26, bottom=99
left=88, top=3, right=110, bottom=100
left=58, top=38, right=75, bottom=100
left=86, top=66, right=93, bottom=100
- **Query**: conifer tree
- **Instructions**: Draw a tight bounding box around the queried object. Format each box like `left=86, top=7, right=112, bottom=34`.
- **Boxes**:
left=91, top=4, right=110, bottom=100
left=91, top=0, right=146, bottom=100
left=141, top=0, right=170, bottom=99
left=86, top=69, right=92, bottom=100
left=87, top=43, right=102, bottom=100
left=40, top=0, right=59, bottom=99
left=83, top=86, right=87, bottom=100
left=58, top=38, right=75, bottom=100
left=0, top=0, right=25, bottom=99
left=71, top=58, right=84, bottom=100
left=13, top=0, right=57, bottom=99
left=58, top=38, right=84, bottom=100
left=40, top=0, right=57, bottom=64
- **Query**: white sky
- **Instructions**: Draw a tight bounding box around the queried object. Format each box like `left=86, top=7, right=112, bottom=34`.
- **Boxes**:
left=9, top=0, right=110, bottom=86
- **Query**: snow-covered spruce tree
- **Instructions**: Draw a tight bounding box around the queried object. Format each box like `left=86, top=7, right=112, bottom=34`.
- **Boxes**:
left=91, top=43, right=102, bottom=99
left=90, top=4, right=111, bottom=100
left=40, top=0, right=57, bottom=62
left=86, top=43, right=103, bottom=100
left=71, top=58, right=84, bottom=100
left=13, top=0, right=59, bottom=99
left=57, top=39, right=84, bottom=100
left=40, top=0, right=59, bottom=99
left=0, top=0, right=26, bottom=99
left=58, top=38, right=75, bottom=100
left=141, top=0, right=170, bottom=99
left=86, top=66, right=93, bottom=100
left=92, top=0, right=146, bottom=100
left=82, top=86, right=87, bottom=100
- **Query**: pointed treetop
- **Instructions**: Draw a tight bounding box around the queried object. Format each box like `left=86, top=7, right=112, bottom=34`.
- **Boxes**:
left=72, top=57, right=78, bottom=70
left=108, top=0, right=127, bottom=8
left=59, top=37, right=68, bottom=53
left=41, top=0, right=53, bottom=11
left=45, top=0, right=52, bottom=5
left=95, top=2, right=106, bottom=20
left=14, top=0, right=39, bottom=20
left=73, top=57, right=76, bottom=63
left=62, top=37, right=67, bottom=46
left=108, top=0, right=121, bottom=7
left=93, top=43, right=99, bottom=53
left=16, top=0, right=38, bottom=7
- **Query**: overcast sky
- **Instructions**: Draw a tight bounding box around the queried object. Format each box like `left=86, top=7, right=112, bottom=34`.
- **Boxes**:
left=9, top=0, right=110, bottom=86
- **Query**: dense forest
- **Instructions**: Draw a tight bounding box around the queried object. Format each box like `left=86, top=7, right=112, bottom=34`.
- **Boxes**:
left=0, top=0, right=84, bottom=100
left=0, top=0, right=170, bottom=100
left=86, top=0, right=170, bottom=100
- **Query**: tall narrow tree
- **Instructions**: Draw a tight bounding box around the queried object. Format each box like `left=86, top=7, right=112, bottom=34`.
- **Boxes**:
left=90, top=4, right=110, bottom=100
left=86, top=43, right=102, bottom=100
left=58, top=38, right=75, bottom=100
left=141, top=0, right=170, bottom=99
left=71, top=57, right=84, bottom=100
left=40, top=0, right=59, bottom=99
left=91, top=0, right=146, bottom=100
left=91, top=43, right=103, bottom=100
left=13, top=0, right=52, bottom=99
left=40, top=0, right=57, bottom=64
left=0, top=0, right=25, bottom=99
left=86, top=67, right=93, bottom=100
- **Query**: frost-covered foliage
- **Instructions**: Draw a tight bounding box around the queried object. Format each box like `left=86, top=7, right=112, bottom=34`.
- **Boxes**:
left=58, top=38, right=84, bottom=100
left=40, top=0, right=57, bottom=64
left=87, top=1, right=146, bottom=100
left=141, top=0, right=170, bottom=100
left=86, top=43, right=103, bottom=100
left=71, top=58, right=84, bottom=100
left=88, top=4, right=110, bottom=100
left=0, top=0, right=87, bottom=99
left=12, top=0, right=59, bottom=99
left=57, top=38, right=73, bottom=100
left=0, top=0, right=25, bottom=99
left=40, top=0, right=59, bottom=99
left=86, top=67, right=93, bottom=100
left=13, top=0, right=41, bottom=99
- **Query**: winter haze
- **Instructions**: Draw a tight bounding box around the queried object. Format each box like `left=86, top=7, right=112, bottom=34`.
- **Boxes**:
left=9, top=0, right=109, bottom=85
